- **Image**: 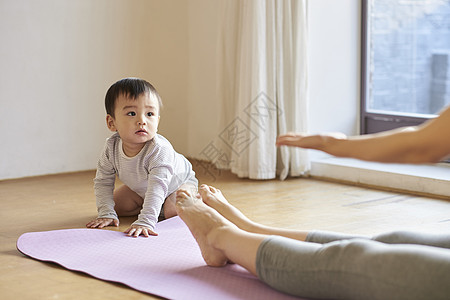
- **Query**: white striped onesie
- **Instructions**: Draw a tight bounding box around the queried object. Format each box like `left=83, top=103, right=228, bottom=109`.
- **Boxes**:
left=93, top=133, right=198, bottom=230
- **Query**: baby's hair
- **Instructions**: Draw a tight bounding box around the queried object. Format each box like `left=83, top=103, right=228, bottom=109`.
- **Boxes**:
left=105, top=77, right=163, bottom=117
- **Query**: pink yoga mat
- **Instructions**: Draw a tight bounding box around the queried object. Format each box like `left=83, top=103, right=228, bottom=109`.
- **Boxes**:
left=17, top=217, right=301, bottom=300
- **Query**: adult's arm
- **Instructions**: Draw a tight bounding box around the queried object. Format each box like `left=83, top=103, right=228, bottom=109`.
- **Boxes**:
left=276, top=105, right=450, bottom=163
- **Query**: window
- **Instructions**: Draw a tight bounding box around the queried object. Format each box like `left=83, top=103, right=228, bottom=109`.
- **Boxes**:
left=361, top=0, right=450, bottom=134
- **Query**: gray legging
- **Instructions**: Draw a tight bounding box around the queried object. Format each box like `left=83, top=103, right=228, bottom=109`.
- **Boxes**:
left=256, top=231, right=450, bottom=300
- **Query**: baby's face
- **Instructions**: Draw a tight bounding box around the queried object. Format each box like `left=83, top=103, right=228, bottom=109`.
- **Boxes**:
left=108, top=93, right=160, bottom=156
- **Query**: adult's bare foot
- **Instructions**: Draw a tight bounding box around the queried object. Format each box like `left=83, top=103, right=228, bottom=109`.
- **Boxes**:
left=199, top=184, right=255, bottom=232
left=175, top=188, right=234, bottom=267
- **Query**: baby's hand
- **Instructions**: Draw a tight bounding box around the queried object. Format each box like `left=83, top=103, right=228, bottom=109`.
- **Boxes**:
left=124, top=225, right=158, bottom=238
left=86, top=218, right=119, bottom=229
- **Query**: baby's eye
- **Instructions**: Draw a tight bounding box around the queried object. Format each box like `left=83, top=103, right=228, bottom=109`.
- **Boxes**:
left=127, top=112, right=136, bottom=116
left=147, top=112, right=154, bottom=117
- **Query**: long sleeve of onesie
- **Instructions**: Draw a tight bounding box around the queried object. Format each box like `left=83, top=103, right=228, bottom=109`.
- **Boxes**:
left=131, top=164, right=173, bottom=230
left=93, top=141, right=119, bottom=221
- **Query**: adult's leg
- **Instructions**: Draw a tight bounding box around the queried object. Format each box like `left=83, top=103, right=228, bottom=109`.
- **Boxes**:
left=199, top=185, right=309, bottom=242
left=188, top=186, right=450, bottom=299
left=373, top=231, right=450, bottom=249
left=175, top=188, right=265, bottom=274
left=200, top=185, right=450, bottom=249
left=257, top=236, right=450, bottom=300
left=306, top=230, right=450, bottom=249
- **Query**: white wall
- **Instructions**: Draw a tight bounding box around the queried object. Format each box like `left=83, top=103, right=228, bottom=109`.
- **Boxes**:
left=308, top=0, right=361, bottom=160
left=0, top=0, right=190, bottom=180
left=186, top=0, right=222, bottom=158
left=0, top=0, right=360, bottom=180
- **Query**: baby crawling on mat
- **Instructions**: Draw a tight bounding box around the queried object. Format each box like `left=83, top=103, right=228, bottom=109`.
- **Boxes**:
left=86, top=78, right=198, bottom=237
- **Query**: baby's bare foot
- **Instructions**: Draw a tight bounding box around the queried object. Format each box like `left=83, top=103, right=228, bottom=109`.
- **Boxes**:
left=175, top=188, right=232, bottom=267
left=199, top=185, right=255, bottom=232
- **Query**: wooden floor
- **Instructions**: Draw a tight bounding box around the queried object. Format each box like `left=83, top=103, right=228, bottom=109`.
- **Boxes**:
left=1, top=167, right=450, bottom=300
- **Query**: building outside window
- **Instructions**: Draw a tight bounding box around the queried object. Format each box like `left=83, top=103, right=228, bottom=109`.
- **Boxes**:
left=361, top=0, right=450, bottom=134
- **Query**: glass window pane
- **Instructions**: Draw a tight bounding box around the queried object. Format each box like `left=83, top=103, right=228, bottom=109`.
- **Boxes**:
left=368, top=0, right=450, bottom=116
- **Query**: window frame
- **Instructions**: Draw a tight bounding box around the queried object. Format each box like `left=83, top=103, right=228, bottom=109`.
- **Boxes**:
left=360, top=0, right=434, bottom=134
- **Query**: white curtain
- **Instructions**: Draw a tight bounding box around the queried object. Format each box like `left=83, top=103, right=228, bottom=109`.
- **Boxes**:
left=215, top=0, right=309, bottom=180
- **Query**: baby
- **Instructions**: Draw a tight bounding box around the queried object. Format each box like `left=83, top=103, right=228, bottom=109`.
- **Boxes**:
left=86, top=78, right=198, bottom=237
